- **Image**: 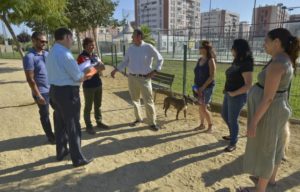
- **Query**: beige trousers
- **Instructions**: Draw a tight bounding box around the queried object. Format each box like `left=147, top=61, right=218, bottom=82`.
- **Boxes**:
left=128, top=75, right=156, bottom=125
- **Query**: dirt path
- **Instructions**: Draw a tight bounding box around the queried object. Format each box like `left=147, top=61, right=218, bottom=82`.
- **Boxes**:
left=0, top=59, right=299, bottom=192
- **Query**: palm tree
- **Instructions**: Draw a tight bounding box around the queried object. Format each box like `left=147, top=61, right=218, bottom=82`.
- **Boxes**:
left=140, top=25, right=156, bottom=46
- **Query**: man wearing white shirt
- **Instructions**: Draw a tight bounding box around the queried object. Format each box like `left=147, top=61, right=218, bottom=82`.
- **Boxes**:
left=111, top=29, right=164, bottom=131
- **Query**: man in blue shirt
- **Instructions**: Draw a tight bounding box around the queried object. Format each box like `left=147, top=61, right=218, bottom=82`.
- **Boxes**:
left=23, top=31, right=55, bottom=144
left=46, top=28, right=93, bottom=167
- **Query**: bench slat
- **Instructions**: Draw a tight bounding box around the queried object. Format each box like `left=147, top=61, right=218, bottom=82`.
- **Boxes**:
left=155, top=72, right=175, bottom=78
left=152, top=76, right=174, bottom=83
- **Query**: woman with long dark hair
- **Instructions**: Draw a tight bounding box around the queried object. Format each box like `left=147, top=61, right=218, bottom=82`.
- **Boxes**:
left=222, top=39, right=254, bottom=152
left=193, top=40, right=216, bottom=133
left=239, top=28, right=300, bottom=192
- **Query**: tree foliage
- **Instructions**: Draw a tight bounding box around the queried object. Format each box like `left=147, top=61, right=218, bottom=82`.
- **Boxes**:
left=140, top=25, right=156, bottom=46
left=65, top=0, right=118, bottom=54
left=25, top=0, right=68, bottom=32
left=17, top=31, right=31, bottom=43
left=0, top=0, right=68, bottom=57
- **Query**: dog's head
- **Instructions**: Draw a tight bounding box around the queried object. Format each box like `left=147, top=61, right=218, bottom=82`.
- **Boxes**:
left=183, top=95, right=195, bottom=105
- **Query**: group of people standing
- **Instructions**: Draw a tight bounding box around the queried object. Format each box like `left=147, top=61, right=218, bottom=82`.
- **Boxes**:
left=193, top=28, right=299, bottom=192
left=23, top=28, right=163, bottom=167
left=22, top=26, right=299, bottom=192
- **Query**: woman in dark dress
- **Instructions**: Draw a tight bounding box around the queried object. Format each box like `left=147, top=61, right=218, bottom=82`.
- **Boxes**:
left=193, top=40, right=216, bottom=133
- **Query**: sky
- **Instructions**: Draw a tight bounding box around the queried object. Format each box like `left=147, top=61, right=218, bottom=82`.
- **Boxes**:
left=1, top=0, right=300, bottom=37
left=113, top=0, right=300, bottom=22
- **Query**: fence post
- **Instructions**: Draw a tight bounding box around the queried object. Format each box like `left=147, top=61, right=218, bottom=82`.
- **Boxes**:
left=123, top=44, right=126, bottom=75
left=111, top=44, right=114, bottom=66
left=100, top=45, right=103, bottom=59
left=183, top=44, right=187, bottom=95
left=167, top=30, right=169, bottom=54
left=114, top=44, right=118, bottom=66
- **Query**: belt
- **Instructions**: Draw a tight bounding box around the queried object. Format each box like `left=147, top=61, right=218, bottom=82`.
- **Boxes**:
left=129, top=73, right=148, bottom=77
left=51, top=85, right=79, bottom=88
left=255, top=83, right=287, bottom=93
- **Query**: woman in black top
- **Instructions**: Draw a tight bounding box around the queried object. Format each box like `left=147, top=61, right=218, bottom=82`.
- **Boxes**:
left=193, top=40, right=216, bottom=132
left=222, top=39, right=254, bottom=152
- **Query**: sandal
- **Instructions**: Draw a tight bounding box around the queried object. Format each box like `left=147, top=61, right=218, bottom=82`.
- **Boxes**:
left=237, top=187, right=256, bottom=192
left=222, top=135, right=231, bottom=140
left=224, top=145, right=236, bottom=152
left=204, top=124, right=213, bottom=133
left=194, top=124, right=205, bottom=131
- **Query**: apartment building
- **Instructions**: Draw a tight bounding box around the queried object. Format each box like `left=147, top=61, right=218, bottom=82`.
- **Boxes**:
left=286, top=14, right=300, bottom=36
left=135, top=0, right=201, bottom=34
left=252, top=4, right=289, bottom=37
left=200, top=9, right=240, bottom=38
left=238, top=21, right=250, bottom=39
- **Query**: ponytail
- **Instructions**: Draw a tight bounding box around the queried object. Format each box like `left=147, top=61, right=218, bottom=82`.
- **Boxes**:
left=286, top=36, right=300, bottom=74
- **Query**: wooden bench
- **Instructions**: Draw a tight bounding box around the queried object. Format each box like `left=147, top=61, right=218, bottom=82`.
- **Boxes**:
left=151, top=71, right=175, bottom=101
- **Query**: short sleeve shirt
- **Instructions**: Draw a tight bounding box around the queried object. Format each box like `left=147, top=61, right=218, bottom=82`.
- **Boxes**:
left=224, top=58, right=254, bottom=92
left=23, top=48, right=50, bottom=93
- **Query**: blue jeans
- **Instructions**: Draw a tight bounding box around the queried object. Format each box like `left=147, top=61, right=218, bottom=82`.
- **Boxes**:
left=33, top=92, right=55, bottom=139
left=221, top=93, right=247, bottom=146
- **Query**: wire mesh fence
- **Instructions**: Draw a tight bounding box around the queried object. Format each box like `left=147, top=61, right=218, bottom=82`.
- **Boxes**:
left=0, top=21, right=299, bottom=118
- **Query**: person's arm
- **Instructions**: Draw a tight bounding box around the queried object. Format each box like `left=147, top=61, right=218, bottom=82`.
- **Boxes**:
left=63, top=51, right=85, bottom=82
left=23, top=55, right=46, bottom=105
left=247, top=62, right=285, bottom=137
left=228, top=71, right=253, bottom=96
left=111, top=50, right=130, bottom=78
left=147, top=45, right=164, bottom=78
left=198, top=58, right=216, bottom=93
left=151, top=45, right=164, bottom=71
left=24, top=71, right=46, bottom=105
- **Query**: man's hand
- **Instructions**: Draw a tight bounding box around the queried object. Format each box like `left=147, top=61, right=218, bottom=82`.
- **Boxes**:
left=95, top=63, right=105, bottom=71
left=111, top=68, right=118, bottom=78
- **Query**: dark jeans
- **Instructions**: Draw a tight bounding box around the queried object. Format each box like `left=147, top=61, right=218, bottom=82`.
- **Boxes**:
left=221, top=93, right=247, bottom=146
left=50, top=85, right=86, bottom=164
left=33, top=93, right=55, bottom=139
left=83, top=86, right=102, bottom=127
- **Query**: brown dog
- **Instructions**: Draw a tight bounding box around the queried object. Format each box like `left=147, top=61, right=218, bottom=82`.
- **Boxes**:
left=163, top=95, right=193, bottom=120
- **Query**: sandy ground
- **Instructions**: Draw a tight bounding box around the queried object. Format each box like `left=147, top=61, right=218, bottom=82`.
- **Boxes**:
left=0, top=59, right=299, bottom=192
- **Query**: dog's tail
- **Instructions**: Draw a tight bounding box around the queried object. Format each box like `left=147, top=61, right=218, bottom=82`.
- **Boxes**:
left=283, top=121, right=290, bottom=161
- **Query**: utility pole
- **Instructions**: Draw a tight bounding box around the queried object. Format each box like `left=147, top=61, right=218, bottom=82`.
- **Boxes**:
left=251, top=0, right=256, bottom=48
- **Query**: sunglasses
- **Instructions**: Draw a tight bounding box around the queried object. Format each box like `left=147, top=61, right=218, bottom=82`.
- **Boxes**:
left=38, top=39, right=48, bottom=44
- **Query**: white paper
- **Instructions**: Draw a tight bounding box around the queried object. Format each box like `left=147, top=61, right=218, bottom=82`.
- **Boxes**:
left=78, top=60, right=92, bottom=72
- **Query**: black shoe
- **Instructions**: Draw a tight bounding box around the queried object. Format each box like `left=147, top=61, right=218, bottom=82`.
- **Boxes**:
left=130, top=120, right=142, bottom=127
left=224, top=145, right=236, bottom=152
left=97, top=122, right=110, bottom=130
left=222, top=136, right=231, bottom=141
left=150, top=124, right=160, bottom=131
left=57, top=149, right=69, bottom=161
left=86, top=127, right=96, bottom=135
left=73, top=158, right=93, bottom=167
left=48, top=136, right=56, bottom=145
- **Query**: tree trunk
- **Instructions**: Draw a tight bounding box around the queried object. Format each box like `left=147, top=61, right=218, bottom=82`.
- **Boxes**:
left=1, top=14, right=24, bottom=58
left=92, top=27, right=100, bottom=56
left=76, top=30, right=82, bottom=53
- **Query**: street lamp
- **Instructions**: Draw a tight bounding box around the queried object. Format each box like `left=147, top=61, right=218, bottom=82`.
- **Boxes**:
left=208, top=0, right=212, bottom=40
left=252, top=0, right=256, bottom=48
